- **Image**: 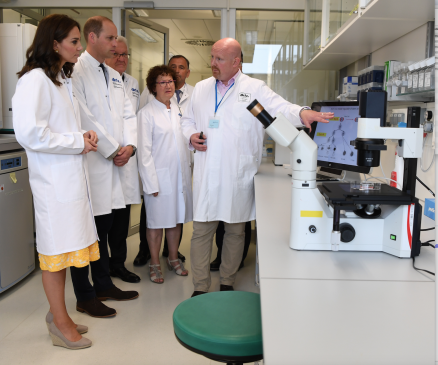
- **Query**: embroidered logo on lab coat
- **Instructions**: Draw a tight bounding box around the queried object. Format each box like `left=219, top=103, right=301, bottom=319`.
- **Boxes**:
left=112, top=78, right=123, bottom=89
left=131, top=88, right=139, bottom=98
left=238, top=92, right=251, bottom=102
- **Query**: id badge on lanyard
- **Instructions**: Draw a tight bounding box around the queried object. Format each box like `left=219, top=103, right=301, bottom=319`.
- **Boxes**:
left=209, top=81, right=234, bottom=129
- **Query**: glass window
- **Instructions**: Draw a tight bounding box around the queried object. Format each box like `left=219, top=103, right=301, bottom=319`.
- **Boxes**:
left=128, top=10, right=221, bottom=90
left=308, top=0, right=322, bottom=62
left=237, top=9, right=339, bottom=107
left=328, top=0, right=358, bottom=41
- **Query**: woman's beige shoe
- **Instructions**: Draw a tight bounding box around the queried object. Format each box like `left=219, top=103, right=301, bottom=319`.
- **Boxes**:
left=46, top=311, right=88, bottom=334
left=167, top=258, right=188, bottom=276
left=48, top=321, right=92, bottom=350
left=149, top=264, right=164, bottom=284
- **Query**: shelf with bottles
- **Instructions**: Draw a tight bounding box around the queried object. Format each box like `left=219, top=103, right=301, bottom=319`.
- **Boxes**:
left=388, top=89, right=435, bottom=102
left=386, top=57, right=435, bottom=102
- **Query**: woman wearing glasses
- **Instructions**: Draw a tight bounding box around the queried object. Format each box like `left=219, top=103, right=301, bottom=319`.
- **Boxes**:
left=137, top=65, right=193, bottom=283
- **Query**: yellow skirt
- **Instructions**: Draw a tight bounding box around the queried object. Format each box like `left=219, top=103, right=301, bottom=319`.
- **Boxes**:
left=39, top=241, right=100, bottom=272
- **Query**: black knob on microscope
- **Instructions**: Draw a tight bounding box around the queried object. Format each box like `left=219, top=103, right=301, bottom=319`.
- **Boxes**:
left=297, top=159, right=301, bottom=164
left=339, top=223, right=355, bottom=243
left=309, top=225, right=316, bottom=233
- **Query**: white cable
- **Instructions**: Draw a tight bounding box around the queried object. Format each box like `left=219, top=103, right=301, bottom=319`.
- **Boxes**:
left=421, top=133, right=435, bottom=172
left=364, top=174, right=402, bottom=189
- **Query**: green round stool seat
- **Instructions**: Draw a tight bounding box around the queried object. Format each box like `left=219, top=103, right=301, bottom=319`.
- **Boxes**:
left=173, top=291, right=263, bottom=364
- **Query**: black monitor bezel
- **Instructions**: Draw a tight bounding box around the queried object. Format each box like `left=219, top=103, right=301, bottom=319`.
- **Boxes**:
left=308, top=101, right=371, bottom=174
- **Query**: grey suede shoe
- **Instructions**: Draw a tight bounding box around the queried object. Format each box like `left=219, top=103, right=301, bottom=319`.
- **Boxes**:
left=48, top=321, right=92, bottom=350
left=46, top=311, right=88, bottom=334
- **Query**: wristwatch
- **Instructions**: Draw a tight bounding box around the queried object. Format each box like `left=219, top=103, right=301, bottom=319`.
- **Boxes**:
left=128, top=145, right=137, bottom=157
left=299, top=106, right=311, bottom=125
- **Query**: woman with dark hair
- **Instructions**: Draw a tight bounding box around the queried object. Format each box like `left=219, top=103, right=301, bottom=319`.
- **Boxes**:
left=12, top=14, right=99, bottom=349
left=137, top=65, right=193, bottom=283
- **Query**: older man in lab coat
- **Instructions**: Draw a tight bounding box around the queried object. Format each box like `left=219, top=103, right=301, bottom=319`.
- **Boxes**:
left=71, top=16, right=140, bottom=318
left=104, top=35, right=142, bottom=284
left=134, top=55, right=194, bottom=267
left=181, top=38, right=333, bottom=297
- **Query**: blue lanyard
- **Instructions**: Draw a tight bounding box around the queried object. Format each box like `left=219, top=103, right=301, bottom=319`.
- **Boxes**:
left=215, top=81, right=234, bottom=116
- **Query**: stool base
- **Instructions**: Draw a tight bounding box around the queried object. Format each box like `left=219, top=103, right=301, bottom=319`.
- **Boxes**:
left=175, top=333, right=263, bottom=364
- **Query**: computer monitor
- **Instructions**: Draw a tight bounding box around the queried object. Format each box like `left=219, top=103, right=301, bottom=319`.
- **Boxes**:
left=308, top=101, right=371, bottom=175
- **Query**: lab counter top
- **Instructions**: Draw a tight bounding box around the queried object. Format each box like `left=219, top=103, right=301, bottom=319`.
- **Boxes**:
left=254, top=158, right=435, bottom=365
left=254, top=159, right=435, bottom=283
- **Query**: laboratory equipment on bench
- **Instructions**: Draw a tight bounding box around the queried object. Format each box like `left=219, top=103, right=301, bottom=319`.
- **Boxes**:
left=0, top=23, right=37, bottom=131
left=0, top=147, right=35, bottom=293
left=247, top=89, right=424, bottom=258
left=308, top=101, right=367, bottom=181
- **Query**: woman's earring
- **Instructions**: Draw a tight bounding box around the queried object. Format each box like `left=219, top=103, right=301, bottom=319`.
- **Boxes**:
left=54, top=49, right=58, bottom=53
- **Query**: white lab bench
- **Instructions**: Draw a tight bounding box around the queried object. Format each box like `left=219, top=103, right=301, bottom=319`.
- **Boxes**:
left=254, top=158, right=435, bottom=365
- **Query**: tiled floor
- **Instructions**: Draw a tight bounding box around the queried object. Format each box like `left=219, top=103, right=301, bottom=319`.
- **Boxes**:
left=0, top=222, right=261, bottom=365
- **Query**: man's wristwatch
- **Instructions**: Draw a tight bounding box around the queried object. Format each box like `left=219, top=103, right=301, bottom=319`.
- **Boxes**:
left=128, top=145, right=137, bottom=157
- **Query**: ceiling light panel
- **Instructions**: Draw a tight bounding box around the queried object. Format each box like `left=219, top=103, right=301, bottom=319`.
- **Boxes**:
left=130, top=28, right=157, bottom=43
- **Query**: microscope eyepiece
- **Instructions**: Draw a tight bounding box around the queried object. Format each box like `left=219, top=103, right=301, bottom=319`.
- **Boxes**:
left=247, top=99, right=275, bottom=128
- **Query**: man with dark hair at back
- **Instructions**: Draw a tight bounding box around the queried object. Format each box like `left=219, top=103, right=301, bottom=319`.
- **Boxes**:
left=134, top=54, right=194, bottom=266
left=71, top=16, right=140, bottom=318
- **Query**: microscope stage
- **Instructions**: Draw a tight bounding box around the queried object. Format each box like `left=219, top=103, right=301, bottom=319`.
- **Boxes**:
left=317, top=183, right=417, bottom=209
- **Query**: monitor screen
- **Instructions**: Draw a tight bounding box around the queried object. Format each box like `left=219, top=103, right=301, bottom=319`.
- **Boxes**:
left=308, top=102, right=371, bottom=174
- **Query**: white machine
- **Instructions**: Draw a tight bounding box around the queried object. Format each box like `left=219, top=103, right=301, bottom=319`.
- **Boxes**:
left=0, top=137, right=34, bottom=293
left=0, top=23, right=37, bottom=130
left=247, top=92, right=424, bottom=258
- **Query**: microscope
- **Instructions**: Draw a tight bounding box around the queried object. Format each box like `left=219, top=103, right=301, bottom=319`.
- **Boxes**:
left=247, top=90, right=423, bottom=258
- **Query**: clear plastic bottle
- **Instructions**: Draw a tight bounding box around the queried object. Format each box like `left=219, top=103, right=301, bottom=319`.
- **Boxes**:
left=388, top=65, right=399, bottom=97
left=412, top=62, right=420, bottom=93
left=395, top=63, right=408, bottom=95
left=407, top=63, right=414, bottom=92
left=424, top=57, right=435, bottom=91
left=418, top=60, right=427, bottom=92
left=399, top=63, right=409, bottom=94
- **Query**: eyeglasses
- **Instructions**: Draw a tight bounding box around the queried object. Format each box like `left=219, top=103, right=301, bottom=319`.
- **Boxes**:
left=113, top=53, right=130, bottom=59
left=156, top=80, right=176, bottom=87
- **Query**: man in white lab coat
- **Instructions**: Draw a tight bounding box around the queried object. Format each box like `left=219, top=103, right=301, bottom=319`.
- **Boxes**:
left=134, top=55, right=194, bottom=267
left=181, top=38, right=332, bottom=297
left=71, top=16, right=140, bottom=318
left=104, top=35, right=142, bottom=284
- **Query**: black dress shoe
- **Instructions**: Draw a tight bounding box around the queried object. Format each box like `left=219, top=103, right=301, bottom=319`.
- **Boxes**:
left=96, top=286, right=139, bottom=301
left=210, top=257, right=221, bottom=271
left=76, top=297, right=117, bottom=318
left=162, top=250, right=186, bottom=262
left=109, top=266, right=141, bottom=283
left=191, top=291, right=208, bottom=297
left=133, top=250, right=151, bottom=266
left=220, top=284, right=234, bottom=291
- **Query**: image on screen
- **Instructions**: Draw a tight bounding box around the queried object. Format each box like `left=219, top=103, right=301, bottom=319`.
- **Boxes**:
left=312, top=106, right=360, bottom=167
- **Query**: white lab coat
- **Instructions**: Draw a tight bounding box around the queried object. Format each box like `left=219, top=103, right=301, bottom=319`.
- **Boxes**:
left=139, top=83, right=194, bottom=113
left=181, top=72, right=303, bottom=223
left=73, top=51, right=141, bottom=216
left=120, top=72, right=142, bottom=202
left=137, top=98, right=193, bottom=229
left=123, top=72, right=140, bottom=111
left=12, top=69, right=97, bottom=255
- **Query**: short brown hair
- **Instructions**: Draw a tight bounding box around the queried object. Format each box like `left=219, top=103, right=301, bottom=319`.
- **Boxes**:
left=17, top=14, right=80, bottom=86
left=146, top=65, right=177, bottom=97
left=84, top=16, right=112, bottom=43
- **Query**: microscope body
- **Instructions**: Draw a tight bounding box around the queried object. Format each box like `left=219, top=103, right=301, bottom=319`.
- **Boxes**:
left=247, top=96, right=422, bottom=258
